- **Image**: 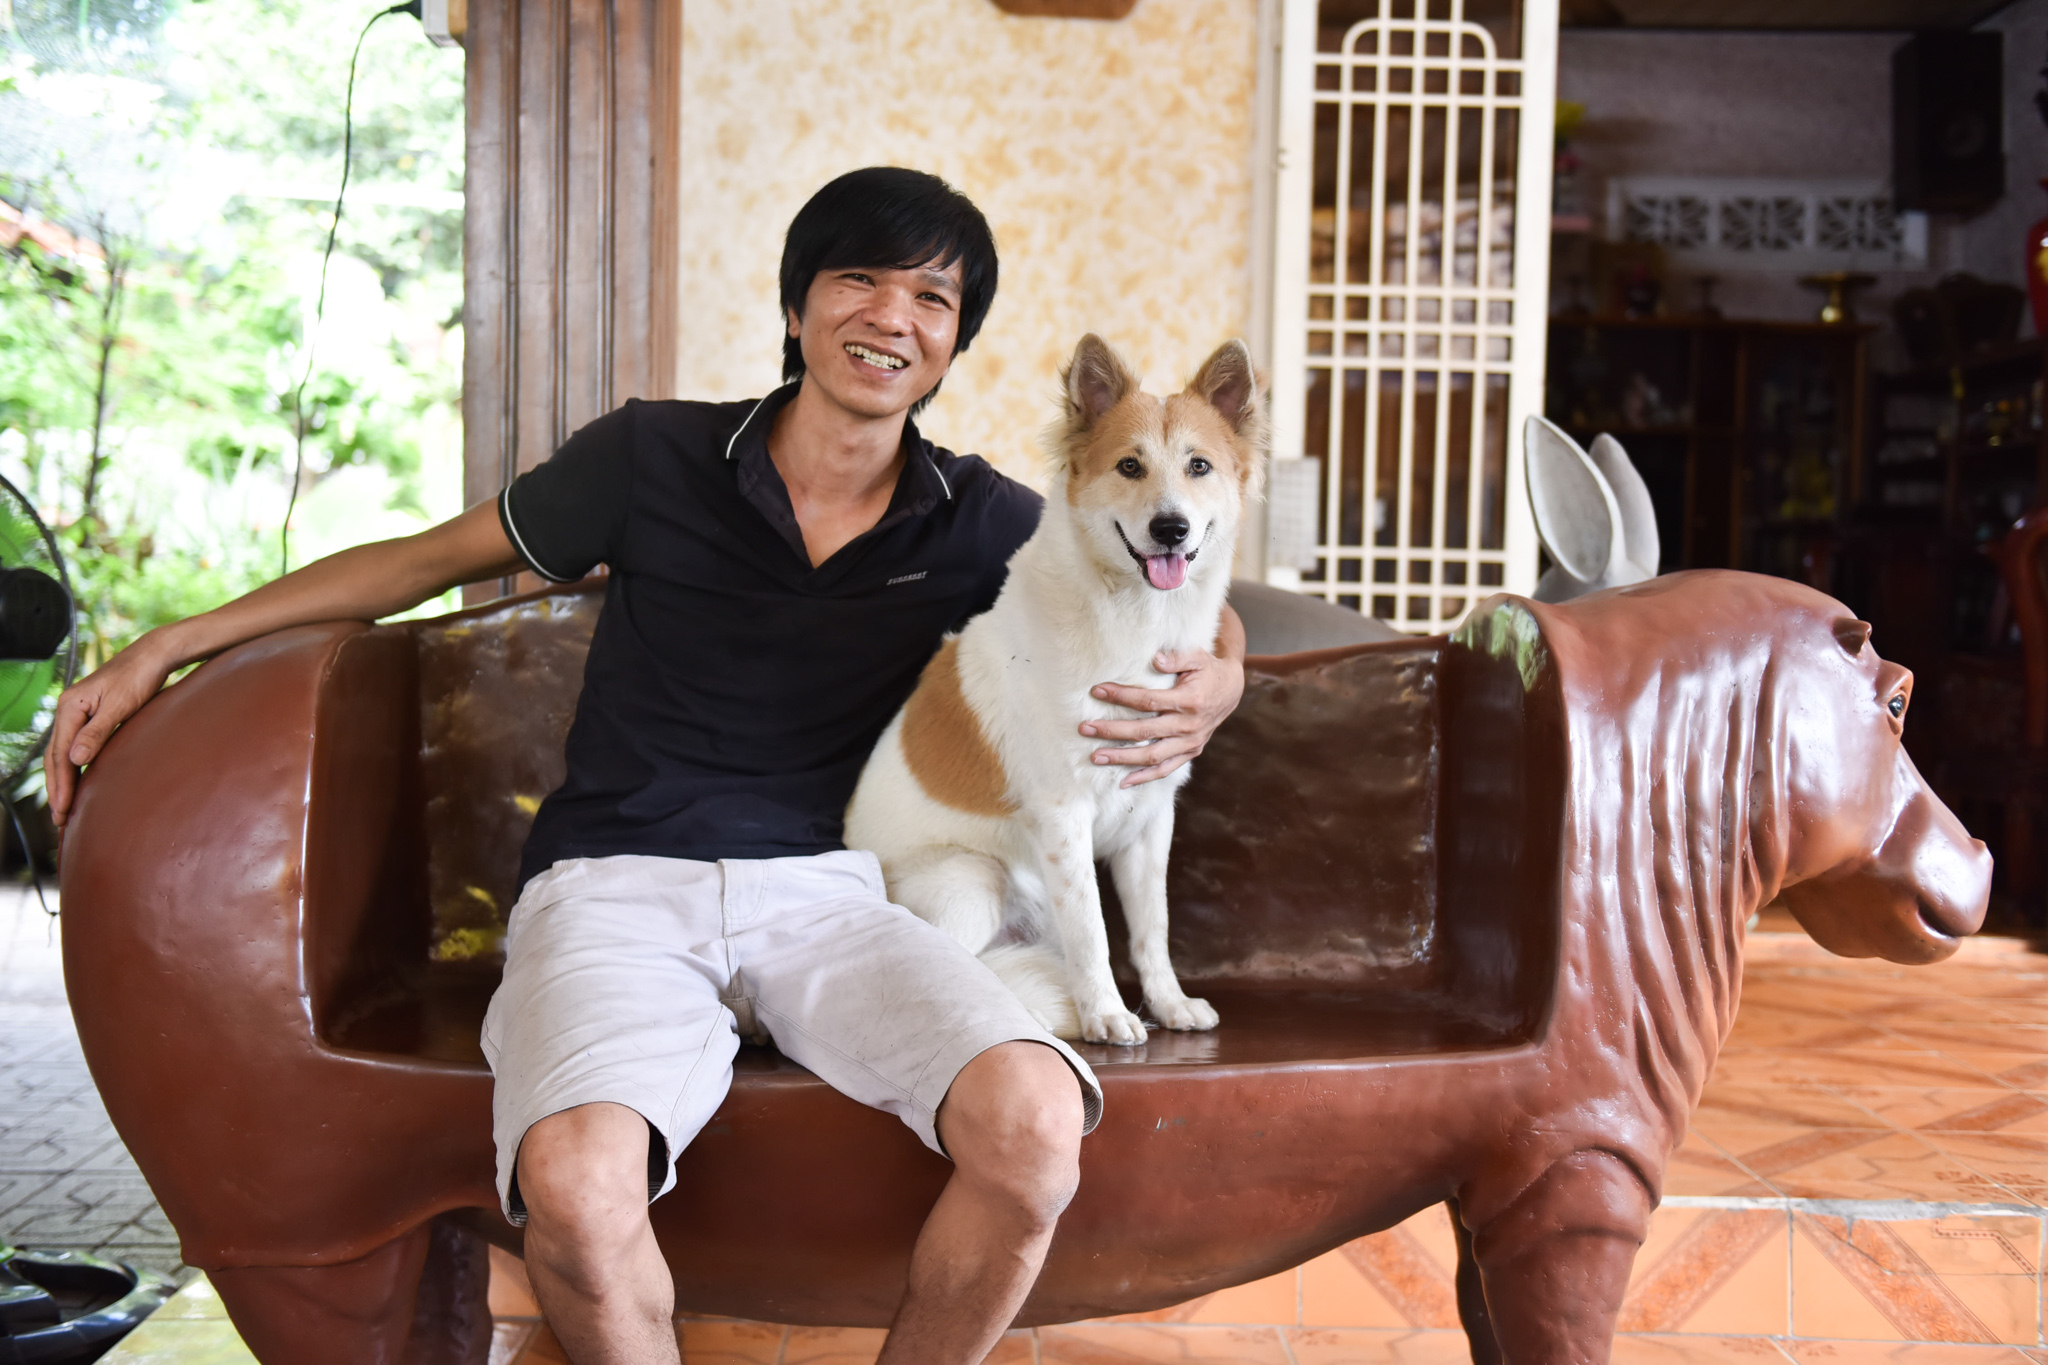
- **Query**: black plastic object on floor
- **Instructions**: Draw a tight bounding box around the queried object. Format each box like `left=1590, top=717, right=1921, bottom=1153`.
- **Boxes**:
left=0, top=1243, right=175, bottom=1364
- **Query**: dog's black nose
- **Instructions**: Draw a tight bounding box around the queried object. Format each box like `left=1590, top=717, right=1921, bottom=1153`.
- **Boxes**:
left=1150, top=514, right=1190, bottom=548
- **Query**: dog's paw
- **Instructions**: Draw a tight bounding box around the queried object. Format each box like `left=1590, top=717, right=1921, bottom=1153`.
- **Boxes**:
left=1152, top=996, right=1220, bottom=1031
left=1080, top=1007, right=1150, bottom=1046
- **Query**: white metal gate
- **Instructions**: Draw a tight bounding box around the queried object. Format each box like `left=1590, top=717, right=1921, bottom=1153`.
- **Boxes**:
left=1265, top=0, right=1556, bottom=629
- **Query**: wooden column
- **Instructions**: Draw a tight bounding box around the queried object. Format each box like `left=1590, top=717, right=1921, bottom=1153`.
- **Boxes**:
left=463, top=0, right=680, bottom=597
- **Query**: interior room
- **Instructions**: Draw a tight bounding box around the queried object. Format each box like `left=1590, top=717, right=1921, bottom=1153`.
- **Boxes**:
left=4, top=3, right=2048, bottom=1364
left=1547, top=0, right=2048, bottom=943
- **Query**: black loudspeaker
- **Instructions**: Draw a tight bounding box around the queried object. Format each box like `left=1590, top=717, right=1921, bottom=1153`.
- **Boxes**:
left=1894, top=31, right=2005, bottom=216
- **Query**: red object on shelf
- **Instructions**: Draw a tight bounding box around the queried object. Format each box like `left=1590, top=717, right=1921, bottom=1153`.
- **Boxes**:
left=2026, top=180, right=2048, bottom=338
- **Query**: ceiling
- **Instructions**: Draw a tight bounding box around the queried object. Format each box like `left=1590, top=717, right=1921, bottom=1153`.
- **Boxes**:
left=1562, top=0, right=2016, bottom=28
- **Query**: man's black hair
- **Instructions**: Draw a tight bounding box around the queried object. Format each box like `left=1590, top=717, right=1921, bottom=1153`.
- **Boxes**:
left=779, top=167, right=998, bottom=415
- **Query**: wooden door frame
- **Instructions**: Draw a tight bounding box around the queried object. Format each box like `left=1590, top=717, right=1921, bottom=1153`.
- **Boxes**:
left=462, top=0, right=681, bottom=599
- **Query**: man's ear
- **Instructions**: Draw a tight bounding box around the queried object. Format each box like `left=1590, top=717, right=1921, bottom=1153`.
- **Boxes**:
left=1192, top=338, right=1260, bottom=435
left=787, top=305, right=802, bottom=340
left=1062, top=334, right=1138, bottom=435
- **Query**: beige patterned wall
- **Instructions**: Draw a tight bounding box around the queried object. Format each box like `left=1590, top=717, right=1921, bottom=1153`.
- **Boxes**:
left=677, top=0, right=1262, bottom=487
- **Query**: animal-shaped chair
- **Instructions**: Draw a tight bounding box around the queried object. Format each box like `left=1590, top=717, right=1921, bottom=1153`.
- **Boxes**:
left=1524, top=416, right=1661, bottom=602
left=59, top=570, right=1987, bottom=1365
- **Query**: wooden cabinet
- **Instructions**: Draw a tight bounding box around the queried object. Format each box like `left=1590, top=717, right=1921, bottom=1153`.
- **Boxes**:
left=1854, top=343, right=2048, bottom=930
left=1867, top=340, right=2045, bottom=537
left=1544, top=319, right=1869, bottom=582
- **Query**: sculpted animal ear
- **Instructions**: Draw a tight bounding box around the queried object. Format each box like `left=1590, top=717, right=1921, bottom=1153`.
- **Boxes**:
left=1524, top=416, right=1623, bottom=586
left=1062, top=334, right=1138, bottom=434
left=1193, top=339, right=1260, bottom=435
left=1586, top=433, right=1660, bottom=580
left=1834, top=618, right=1873, bottom=655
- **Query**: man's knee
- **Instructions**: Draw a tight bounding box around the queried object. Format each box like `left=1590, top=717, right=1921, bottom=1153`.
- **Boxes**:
left=940, top=1043, right=1085, bottom=1227
left=517, top=1102, right=658, bottom=1289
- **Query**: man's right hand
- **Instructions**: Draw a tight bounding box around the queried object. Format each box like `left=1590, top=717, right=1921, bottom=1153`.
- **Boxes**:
left=41, top=498, right=527, bottom=831
left=45, top=641, right=176, bottom=829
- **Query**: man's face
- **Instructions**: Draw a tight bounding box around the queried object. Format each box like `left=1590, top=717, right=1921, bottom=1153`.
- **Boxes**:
left=787, top=259, right=963, bottom=421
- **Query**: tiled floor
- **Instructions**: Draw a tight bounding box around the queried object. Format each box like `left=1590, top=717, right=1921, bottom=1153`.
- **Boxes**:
left=0, top=887, right=186, bottom=1280
left=76, top=927, right=2048, bottom=1362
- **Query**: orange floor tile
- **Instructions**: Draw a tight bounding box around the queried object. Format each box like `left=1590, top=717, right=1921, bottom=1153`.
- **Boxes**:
left=488, top=933, right=2048, bottom=1364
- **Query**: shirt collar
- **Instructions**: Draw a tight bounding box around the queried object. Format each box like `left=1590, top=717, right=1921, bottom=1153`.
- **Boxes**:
left=725, top=381, right=956, bottom=517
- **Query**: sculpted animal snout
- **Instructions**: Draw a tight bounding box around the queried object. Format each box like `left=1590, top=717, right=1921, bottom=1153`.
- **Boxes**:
left=1779, top=785, right=1990, bottom=964
left=1149, top=513, right=1190, bottom=548
left=1882, top=789, right=1991, bottom=942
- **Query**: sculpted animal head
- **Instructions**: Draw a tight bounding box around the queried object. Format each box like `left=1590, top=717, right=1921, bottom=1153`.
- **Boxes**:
left=1525, top=416, right=1660, bottom=603
left=1052, top=335, right=1268, bottom=594
left=1750, top=588, right=1991, bottom=963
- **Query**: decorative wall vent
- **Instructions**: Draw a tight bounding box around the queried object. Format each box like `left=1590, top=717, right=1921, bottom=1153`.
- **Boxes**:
left=1609, top=178, right=1928, bottom=271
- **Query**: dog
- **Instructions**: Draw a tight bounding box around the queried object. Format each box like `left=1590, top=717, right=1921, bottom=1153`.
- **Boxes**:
left=843, top=334, right=1267, bottom=1044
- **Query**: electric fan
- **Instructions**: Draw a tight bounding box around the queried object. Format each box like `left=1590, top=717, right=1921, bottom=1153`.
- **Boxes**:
left=0, top=470, right=77, bottom=788
left=0, top=487, right=156, bottom=1365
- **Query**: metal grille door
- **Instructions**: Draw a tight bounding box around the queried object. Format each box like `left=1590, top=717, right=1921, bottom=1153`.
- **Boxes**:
left=1266, top=0, right=1556, bottom=629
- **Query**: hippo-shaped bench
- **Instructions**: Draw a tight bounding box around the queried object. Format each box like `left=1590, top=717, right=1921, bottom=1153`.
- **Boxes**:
left=58, top=570, right=1989, bottom=1365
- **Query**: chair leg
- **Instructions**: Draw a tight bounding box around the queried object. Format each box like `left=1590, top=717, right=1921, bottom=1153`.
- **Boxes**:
left=210, top=1215, right=491, bottom=1365
left=1447, top=1197, right=1502, bottom=1365
left=406, top=1216, right=494, bottom=1365
left=1458, top=1151, right=1653, bottom=1365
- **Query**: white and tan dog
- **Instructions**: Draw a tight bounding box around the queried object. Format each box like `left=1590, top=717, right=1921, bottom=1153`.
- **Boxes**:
left=844, top=334, right=1266, bottom=1044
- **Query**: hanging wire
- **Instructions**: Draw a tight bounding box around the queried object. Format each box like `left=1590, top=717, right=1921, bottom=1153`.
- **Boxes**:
left=281, top=2, right=422, bottom=578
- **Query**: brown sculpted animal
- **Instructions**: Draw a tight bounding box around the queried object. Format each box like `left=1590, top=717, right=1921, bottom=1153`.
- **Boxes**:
left=1419, top=570, right=1989, bottom=1361
left=56, top=570, right=1986, bottom=1365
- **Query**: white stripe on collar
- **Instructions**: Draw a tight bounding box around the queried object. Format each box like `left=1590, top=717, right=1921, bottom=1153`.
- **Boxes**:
left=726, top=385, right=949, bottom=503
left=723, top=392, right=774, bottom=462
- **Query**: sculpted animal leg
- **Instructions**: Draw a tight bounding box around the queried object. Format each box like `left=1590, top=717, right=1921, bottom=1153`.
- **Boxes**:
left=1108, top=808, right=1216, bottom=1031
left=886, top=847, right=1008, bottom=951
left=1032, top=806, right=1146, bottom=1045
left=1460, top=1152, right=1652, bottom=1365
left=209, top=1215, right=491, bottom=1365
left=1447, top=1196, right=1504, bottom=1365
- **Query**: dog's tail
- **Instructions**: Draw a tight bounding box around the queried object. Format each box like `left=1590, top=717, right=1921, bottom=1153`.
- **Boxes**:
left=979, top=943, right=1081, bottom=1040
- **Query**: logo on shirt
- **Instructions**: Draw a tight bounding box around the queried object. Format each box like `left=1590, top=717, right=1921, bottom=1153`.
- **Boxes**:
left=886, top=571, right=928, bottom=586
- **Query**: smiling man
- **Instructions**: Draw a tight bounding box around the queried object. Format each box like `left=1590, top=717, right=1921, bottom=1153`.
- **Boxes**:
left=45, top=168, right=1247, bottom=1365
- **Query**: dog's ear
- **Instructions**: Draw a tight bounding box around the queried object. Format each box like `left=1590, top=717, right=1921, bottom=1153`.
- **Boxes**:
left=1062, top=334, right=1138, bottom=434
left=1192, top=338, right=1259, bottom=436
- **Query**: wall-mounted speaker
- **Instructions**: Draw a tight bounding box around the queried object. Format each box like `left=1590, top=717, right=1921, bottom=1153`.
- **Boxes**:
left=1894, top=32, right=2005, bottom=216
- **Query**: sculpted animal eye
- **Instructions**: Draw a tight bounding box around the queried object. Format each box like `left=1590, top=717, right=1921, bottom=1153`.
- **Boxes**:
left=1888, top=693, right=1906, bottom=720
left=1117, top=456, right=1144, bottom=479
left=1188, top=456, right=1213, bottom=477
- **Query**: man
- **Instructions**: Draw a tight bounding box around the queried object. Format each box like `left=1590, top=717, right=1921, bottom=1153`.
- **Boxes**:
left=46, top=168, right=1246, bottom=1365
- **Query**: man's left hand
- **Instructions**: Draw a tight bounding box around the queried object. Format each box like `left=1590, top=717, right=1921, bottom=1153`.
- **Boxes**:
left=1079, top=606, right=1247, bottom=788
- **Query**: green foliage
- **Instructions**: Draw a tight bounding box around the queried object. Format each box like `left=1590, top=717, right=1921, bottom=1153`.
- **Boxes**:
left=0, top=0, right=464, bottom=670
left=61, top=520, right=273, bottom=667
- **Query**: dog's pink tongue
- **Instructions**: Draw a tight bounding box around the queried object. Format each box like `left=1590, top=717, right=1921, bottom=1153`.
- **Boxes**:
left=1146, top=554, right=1189, bottom=590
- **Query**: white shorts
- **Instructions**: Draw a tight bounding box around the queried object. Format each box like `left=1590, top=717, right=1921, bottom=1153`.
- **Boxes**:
left=479, top=850, right=1104, bottom=1223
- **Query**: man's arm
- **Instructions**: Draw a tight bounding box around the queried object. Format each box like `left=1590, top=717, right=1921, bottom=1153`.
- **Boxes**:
left=45, top=499, right=527, bottom=827
left=1079, top=603, right=1248, bottom=788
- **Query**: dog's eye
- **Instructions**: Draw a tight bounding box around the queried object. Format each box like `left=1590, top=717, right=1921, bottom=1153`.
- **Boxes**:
left=1888, top=693, right=1906, bottom=720
left=1116, top=457, right=1144, bottom=479
left=1188, top=456, right=1212, bottom=477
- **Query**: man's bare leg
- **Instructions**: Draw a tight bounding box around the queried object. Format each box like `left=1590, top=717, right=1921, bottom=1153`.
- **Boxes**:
left=517, top=1101, right=679, bottom=1365
left=878, top=1042, right=1086, bottom=1365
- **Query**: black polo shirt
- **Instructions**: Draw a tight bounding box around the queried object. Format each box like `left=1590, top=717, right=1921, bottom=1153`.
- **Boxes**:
left=498, top=383, right=1044, bottom=890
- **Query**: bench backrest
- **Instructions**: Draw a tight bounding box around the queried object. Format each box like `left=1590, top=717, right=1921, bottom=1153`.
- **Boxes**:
left=399, top=584, right=1563, bottom=1039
